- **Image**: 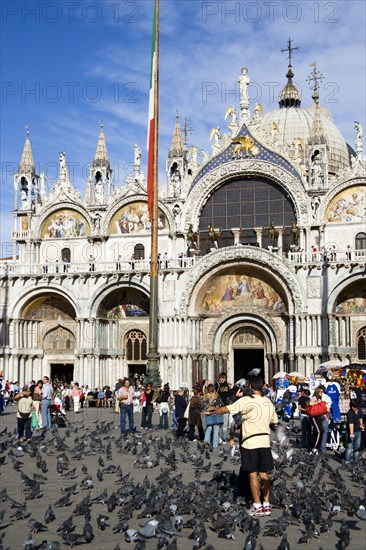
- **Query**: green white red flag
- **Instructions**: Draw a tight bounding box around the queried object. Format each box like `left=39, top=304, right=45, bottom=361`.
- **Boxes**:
left=147, top=0, right=157, bottom=219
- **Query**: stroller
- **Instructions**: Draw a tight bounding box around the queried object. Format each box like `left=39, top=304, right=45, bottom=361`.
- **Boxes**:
left=50, top=404, right=67, bottom=428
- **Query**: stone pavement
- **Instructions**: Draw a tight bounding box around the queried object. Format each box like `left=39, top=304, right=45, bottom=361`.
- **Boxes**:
left=0, top=406, right=365, bottom=549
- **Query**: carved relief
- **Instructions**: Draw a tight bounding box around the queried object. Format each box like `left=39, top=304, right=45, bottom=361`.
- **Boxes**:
left=307, top=277, right=321, bottom=298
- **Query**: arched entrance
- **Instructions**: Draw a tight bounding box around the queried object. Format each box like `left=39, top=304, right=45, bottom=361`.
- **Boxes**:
left=232, top=327, right=266, bottom=381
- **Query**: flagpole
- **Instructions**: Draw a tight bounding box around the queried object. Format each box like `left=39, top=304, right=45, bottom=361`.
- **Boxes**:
left=148, top=0, right=161, bottom=385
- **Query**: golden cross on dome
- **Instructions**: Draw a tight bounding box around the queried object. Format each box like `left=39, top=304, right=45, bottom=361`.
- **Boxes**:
left=281, top=38, right=299, bottom=65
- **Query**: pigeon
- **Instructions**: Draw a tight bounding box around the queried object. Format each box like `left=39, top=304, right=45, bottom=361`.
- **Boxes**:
left=276, top=533, right=291, bottom=550
left=61, top=532, right=83, bottom=547
left=97, top=514, right=109, bottom=530
left=125, top=528, right=140, bottom=543
left=83, top=519, right=94, bottom=543
left=56, top=516, right=74, bottom=534
left=44, top=505, right=56, bottom=524
left=28, top=518, right=48, bottom=534
left=138, top=519, right=159, bottom=539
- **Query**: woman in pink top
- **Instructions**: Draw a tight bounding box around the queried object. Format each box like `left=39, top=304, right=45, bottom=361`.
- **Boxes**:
left=72, top=382, right=82, bottom=413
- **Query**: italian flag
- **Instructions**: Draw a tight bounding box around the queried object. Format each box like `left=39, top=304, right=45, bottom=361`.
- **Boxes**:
left=147, top=0, right=157, bottom=220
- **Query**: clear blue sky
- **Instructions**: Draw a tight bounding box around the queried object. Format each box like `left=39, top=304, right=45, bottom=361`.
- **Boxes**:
left=1, top=0, right=365, bottom=251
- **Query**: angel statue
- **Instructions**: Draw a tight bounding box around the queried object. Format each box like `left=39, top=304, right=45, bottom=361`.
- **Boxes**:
left=225, top=105, right=239, bottom=137
left=210, top=127, right=222, bottom=155
left=187, top=145, right=199, bottom=164
left=354, top=121, right=363, bottom=156
left=208, top=223, right=221, bottom=250
left=134, top=144, right=142, bottom=173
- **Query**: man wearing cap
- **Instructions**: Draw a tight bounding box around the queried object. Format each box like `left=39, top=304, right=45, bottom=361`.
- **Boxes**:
left=205, top=376, right=278, bottom=517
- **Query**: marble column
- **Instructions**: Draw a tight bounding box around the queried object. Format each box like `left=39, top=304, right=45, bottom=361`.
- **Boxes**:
left=266, top=353, right=274, bottom=383
left=231, top=228, right=242, bottom=245
left=254, top=228, right=263, bottom=247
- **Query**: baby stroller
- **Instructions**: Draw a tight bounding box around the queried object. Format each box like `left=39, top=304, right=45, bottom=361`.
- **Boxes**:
left=50, top=404, right=67, bottom=428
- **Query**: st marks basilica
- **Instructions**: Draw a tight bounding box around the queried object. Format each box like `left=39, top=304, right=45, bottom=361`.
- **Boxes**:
left=0, top=50, right=365, bottom=389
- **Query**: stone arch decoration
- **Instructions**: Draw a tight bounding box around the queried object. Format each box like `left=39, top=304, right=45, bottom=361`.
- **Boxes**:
left=319, top=179, right=366, bottom=223
left=334, top=281, right=366, bottom=315
left=325, top=184, right=365, bottom=223
left=89, top=280, right=150, bottom=319
left=20, top=292, right=77, bottom=321
left=218, top=317, right=277, bottom=356
left=177, top=246, right=305, bottom=315
left=104, top=196, right=173, bottom=235
left=326, top=273, right=366, bottom=315
left=43, top=324, right=76, bottom=351
left=9, top=287, right=78, bottom=321
left=96, top=287, right=150, bottom=319
left=37, top=205, right=91, bottom=239
left=182, top=159, right=310, bottom=230
left=207, top=311, right=281, bottom=353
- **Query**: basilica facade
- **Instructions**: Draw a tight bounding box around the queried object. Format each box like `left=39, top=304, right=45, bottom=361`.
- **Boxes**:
left=0, top=58, right=365, bottom=389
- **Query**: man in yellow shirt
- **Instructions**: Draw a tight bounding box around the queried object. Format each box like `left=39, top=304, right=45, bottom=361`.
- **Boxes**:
left=205, top=376, right=278, bottom=517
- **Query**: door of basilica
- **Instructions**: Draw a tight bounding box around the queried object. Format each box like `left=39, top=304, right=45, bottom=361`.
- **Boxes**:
left=234, top=349, right=264, bottom=381
left=50, top=363, right=74, bottom=385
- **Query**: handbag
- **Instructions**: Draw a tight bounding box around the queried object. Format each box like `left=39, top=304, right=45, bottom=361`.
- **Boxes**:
left=306, top=400, right=327, bottom=417
left=31, top=410, right=39, bottom=429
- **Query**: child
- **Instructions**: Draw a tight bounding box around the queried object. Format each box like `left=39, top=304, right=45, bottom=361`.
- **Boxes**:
left=15, top=385, right=34, bottom=443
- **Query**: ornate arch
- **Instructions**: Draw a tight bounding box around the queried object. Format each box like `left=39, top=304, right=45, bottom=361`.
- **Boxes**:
left=209, top=312, right=281, bottom=355
left=182, top=159, right=310, bottom=229
left=43, top=324, right=76, bottom=350
left=88, top=279, right=150, bottom=318
left=319, top=177, right=366, bottom=222
left=176, top=246, right=305, bottom=315
left=326, top=272, right=366, bottom=315
left=9, top=286, right=79, bottom=320
left=33, top=202, right=92, bottom=239
left=102, top=195, right=174, bottom=235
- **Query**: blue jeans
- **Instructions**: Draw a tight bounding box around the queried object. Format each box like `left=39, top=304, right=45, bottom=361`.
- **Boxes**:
left=345, top=432, right=361, bottom=462
left=204, top=424, right=220, bottom=448
left=120, top=404, right=134, bottom=435
left=17, top=416, right=32, bottom=439
left=41, top=399, right=51, bottom=429
left=321, top=416, right=330, bottom=451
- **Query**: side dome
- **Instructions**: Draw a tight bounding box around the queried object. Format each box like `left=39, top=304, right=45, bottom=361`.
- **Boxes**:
left=259, top=107, right=350, bottom=174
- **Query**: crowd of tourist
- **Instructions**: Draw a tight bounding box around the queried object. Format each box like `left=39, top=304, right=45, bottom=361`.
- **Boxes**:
left=1, top=369, right=365, bottom=469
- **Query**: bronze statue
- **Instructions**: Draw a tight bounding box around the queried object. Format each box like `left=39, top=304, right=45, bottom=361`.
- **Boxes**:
left=268, top=221, right=279, bottom=248
left=290, top=219, right=300, bottom=247
left=208, top=223, right=221, bottom=249
left=187, top=224, right=198, bottom=250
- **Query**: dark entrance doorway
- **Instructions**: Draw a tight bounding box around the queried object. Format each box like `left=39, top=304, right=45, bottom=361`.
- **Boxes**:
left=50, top=363, right=74, bottom=385
left=234, top=349, right=264, bottom=381
left=128, top=364, right=147, bottom=385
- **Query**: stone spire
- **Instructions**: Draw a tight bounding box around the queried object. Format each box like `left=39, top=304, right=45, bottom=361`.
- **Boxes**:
left=279, top=38, right=301, bottom=108
left=86, top=122, right=113, bottom=206
left=18, top=128, right=35, bottom=173
left=168, top=110, right=185, bottom=158
left=93, top=120, right=109, bottom=167
left=307, top=62, right=326, bottom=144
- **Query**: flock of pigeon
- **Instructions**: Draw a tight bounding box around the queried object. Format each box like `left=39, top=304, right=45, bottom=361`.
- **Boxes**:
left=0, top=410, right=365, bottom=550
